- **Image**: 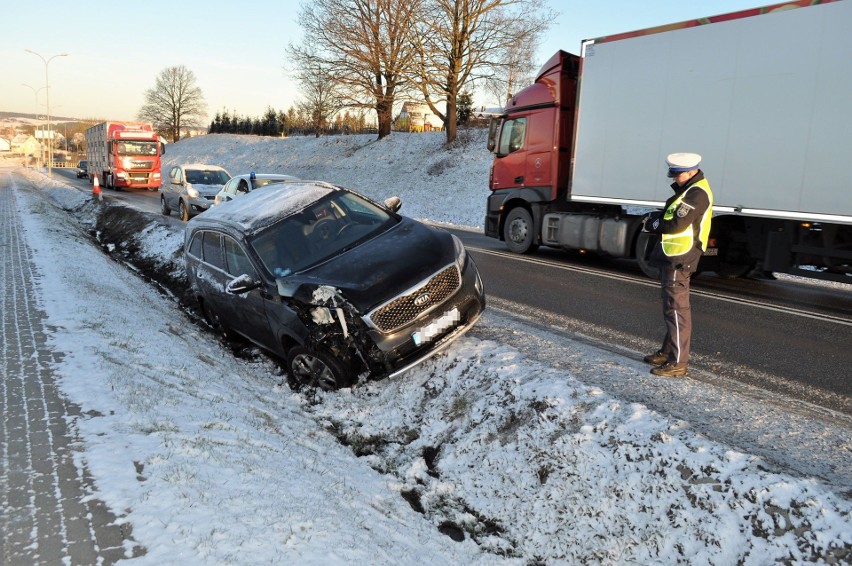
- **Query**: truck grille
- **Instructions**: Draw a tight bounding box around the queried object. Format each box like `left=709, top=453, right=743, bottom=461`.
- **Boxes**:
left=127, top=172, right=150, bottom=184
left=129, top=160, right=154, bottom=169
left=366, top=264, right=460, bottom=333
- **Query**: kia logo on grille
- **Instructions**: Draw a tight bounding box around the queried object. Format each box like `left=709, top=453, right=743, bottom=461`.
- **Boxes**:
left=414, top=293, right=431, bottom=307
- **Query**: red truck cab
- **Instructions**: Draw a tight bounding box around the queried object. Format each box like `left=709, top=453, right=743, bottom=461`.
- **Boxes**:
left=485, top=51, right=581, bottom=245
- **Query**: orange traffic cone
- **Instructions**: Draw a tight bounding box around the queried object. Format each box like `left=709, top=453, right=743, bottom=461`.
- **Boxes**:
left=92, top=174, right=102, bottom=201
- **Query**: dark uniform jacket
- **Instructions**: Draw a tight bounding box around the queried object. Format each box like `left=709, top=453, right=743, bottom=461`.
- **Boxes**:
left=645, top=171, right=711, bottom=272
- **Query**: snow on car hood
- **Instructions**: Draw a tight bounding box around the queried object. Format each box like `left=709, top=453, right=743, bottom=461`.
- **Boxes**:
left=279, top=218, right=456, bottom=313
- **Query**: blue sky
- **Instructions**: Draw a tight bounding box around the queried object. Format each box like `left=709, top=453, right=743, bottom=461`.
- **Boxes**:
left=2, top=0, right=769, bottom=122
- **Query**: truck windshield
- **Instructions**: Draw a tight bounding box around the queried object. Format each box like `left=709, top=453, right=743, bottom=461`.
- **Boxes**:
left=117, top=141, right=158, bottom=156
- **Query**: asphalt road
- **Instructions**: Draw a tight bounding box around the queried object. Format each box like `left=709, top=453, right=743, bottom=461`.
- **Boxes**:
left=52, top=168, right=852, bottom=414
left=445, top=227, right=852, bottom=415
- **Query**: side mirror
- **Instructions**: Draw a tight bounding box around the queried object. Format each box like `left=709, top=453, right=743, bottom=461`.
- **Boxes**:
left=384, top=196, right=402, bottom=213
left=227, top=274, right=261, bottom=295
left=487, top=117, right=502, bottom=153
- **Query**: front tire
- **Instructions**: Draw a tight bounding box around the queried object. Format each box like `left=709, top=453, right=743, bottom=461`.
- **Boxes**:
left=179, top=200, right=190, bottom=222
left=160, top=196, right=171, bottom=216
left=503, top=207, right=539, bottom=254
left=287, top=346, right=354, bottom=391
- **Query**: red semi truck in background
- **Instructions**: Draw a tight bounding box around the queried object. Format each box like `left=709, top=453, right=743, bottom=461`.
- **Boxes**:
left=485, top=0, right=852, bottom=284
left=84, top=121, right=163, bottom=190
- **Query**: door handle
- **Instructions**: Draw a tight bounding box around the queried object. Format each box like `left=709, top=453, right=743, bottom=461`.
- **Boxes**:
left=514, top=176, right=524, bottom=184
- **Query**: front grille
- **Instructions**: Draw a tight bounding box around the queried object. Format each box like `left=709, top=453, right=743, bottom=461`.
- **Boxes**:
left=127, top=172, right=150, bottom=183
left=129, top=160, right=154, bottom=169
left=367, top=264, right=460, bottom=333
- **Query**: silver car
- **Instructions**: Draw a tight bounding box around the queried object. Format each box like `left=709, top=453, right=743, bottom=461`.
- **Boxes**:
left=161, top=163, right=231, bottom=221
left=213, top=172, right=299, bottom=206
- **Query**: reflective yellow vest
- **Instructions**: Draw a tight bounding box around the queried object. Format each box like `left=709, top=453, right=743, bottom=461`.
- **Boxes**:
left=661, top=178, right=713, bottom=257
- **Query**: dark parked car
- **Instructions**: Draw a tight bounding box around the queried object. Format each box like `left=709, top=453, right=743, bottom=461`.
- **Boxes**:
left=213, top=172, right=299, bottom=206
left=76, top=160, right=88, bottom=178
left=184, top=181, right=485, bottom=390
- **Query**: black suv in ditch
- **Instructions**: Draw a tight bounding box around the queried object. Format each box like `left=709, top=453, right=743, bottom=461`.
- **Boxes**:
left=184, top=180, right=485, bottom=389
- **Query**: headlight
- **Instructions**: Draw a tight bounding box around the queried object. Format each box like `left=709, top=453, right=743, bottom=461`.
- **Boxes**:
left=187, top=186, right=200, bottom=198
left=452, top=234, right=467, bottom=269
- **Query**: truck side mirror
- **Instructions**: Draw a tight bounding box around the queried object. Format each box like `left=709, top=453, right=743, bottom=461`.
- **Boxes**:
left=487, top=117, right=502, bottom=152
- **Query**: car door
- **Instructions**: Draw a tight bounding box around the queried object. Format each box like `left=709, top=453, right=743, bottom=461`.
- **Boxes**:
left=165, top=166, right=182, bottom=208
left=220, top=235, right=277, bottom=350
left=218, top=177, right=240, bottom=204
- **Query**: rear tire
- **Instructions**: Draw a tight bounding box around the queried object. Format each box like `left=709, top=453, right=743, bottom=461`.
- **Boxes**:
left=503, top=207, right=539, bottom=254
left=287, top=345, right=354, bottom=391
left=199, top=299, right=235, bottom=340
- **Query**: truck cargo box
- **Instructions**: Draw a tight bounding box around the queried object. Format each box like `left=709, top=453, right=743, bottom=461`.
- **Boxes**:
left=570, top=0, right=852, bottom=224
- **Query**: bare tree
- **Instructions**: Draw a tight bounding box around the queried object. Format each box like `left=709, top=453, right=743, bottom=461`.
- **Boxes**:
left=410, top=0, right=554, bottom=143
left=138, top=66, right=207, bottom=143
left=485, top=16, right=547, bottom=109
left=294, top=53, right=346, bottom=137
left=288, top=0, right=420, bottom=139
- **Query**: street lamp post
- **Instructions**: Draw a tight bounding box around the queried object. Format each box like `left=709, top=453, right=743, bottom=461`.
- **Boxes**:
left=21, top=83, right=46, bottom=168
left=25, top=49, right=68, bottom=174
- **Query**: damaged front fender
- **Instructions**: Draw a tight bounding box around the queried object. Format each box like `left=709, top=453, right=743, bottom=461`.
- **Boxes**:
left=281, top=282, right=393, bottom=380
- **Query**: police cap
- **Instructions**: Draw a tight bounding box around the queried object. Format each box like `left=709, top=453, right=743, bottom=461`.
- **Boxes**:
left=666, top=152, right=701, bottom=177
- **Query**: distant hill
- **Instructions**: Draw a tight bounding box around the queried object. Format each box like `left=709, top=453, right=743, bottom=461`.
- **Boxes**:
left=1, top=111, right=79, bottom=122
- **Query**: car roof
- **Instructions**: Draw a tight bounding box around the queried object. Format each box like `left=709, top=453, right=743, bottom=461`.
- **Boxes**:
left=178, top=163, right=228, bottom=171
left=194, top=180, right=338, bottom=234
left=230, top=173, right=298, bottom=181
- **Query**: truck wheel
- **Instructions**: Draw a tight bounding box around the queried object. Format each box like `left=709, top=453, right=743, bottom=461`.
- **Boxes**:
left=160, top=196, right=171, bottom=216
left=503, top=207, right=538, bottom=254
left=715, top=231, right=755, bottom=279
left=635, top=232, right=661, bottom=280
left=717, top=259, right=755, bottom=279
left=287, top=345, right=354, bottom=391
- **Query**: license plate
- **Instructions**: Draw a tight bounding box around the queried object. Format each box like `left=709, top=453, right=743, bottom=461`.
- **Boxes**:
left=412, top=307, right=460, bottom=346
left=703, top=248, right=718, bottom=256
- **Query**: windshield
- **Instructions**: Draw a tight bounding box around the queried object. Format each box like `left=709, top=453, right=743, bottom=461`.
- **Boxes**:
left=116, top=141, right=158, bottom=156
left=250, top=190, right=396, bottom=277
left=186, top=169, right=230, bottom=185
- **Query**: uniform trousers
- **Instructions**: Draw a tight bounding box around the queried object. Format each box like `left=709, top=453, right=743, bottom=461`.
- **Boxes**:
left=659, top=266, right=692, bottom=366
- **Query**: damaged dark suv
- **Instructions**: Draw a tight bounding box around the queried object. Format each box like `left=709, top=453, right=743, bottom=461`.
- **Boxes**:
left=184, top=180, right=485, bottom=390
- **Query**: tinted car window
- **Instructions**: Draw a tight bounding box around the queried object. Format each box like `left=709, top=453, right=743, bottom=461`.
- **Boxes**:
left=188, top=232, right=203, bottom=258
left=249, top=190, right=396, bottom=277
left=201, top=231, right=225, bottom=270
left=223, top=237, right=255, bottom=277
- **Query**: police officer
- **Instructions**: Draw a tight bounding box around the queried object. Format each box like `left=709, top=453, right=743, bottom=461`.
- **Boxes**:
left=642, top=152, right=713, bottom=377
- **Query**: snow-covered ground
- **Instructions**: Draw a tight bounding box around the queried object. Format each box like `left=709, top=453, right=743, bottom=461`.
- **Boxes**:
left=3, top=131, right=850, bottom=564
